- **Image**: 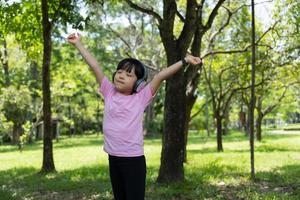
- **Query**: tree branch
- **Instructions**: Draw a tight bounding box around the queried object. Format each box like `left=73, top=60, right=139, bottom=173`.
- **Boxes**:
left=105, top=24, right=133, bottom=57
left=262, top=82, right=298, bottom=116
left=203, top=0, right=226, bottom=31
left=190, top=98, right=212, bottom=121
left=207, top=6, right=232, bottom=48
left=202, top=21, right=279, bottom=58
left=124, top=0, right=162, bottom=25
left=176, top=10, right=185, bottom=23
left=178, top=0, right=198, bottom=53
left=51, top=0, right=66, bottom=24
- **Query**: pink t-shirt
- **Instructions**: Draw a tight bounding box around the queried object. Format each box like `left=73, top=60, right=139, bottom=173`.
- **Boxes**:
left=99, top=76, right=154, bottom=157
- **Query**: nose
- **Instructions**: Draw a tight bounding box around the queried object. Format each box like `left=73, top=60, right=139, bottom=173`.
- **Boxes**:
left=118, top=74, right=124, bottom=79
left=116, top=71, right=125, bottom=80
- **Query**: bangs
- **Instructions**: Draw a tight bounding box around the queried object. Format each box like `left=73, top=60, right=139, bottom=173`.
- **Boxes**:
left=118, top=62, right=135, bottom=73
left=116, top=58, right=145, bottom=80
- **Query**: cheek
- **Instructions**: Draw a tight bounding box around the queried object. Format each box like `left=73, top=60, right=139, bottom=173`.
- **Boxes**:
left=129, top=79, right=136, bottom=86
left=126, top=78, right=136, bottom=88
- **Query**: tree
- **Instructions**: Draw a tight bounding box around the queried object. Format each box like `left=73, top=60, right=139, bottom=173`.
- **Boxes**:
left=123, top=0, right=228, bottom=182
left=240, top=0, right=300, bottom=140
left=0, top=2, right=22, bottom=87
left=0, top=86, right=32, bottom=144
left=40, top=0, right=55, bottom=172
left=253, top=54, right=297, bottom=141
left=187, top=1, right=273, bottom=151
left=203, top=60, right=247, bottom=151
left=249, top=0, right=256, bottom=180
left=39, top=0, right=86, bottom=172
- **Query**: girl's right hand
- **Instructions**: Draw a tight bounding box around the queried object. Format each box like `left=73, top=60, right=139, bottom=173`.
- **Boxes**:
left=67, top=33, right=80, bottom=45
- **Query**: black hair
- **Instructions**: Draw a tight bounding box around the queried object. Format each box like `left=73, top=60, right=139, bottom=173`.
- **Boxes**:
left=116, top=58, right=146, bottom=80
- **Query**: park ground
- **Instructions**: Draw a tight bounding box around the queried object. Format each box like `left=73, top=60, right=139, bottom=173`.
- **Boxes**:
left=0, top=129, right=300, bottom=200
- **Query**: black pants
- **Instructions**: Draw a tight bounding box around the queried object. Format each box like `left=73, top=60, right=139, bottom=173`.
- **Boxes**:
left=108, top=155, right=146, bottom=200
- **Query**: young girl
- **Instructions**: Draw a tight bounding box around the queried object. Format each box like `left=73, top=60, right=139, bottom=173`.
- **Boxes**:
left=67, top=33, right=202, bottom=200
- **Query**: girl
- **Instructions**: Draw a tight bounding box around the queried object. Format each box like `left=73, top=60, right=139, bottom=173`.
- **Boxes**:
left=67, top=33, right=202, bottom=200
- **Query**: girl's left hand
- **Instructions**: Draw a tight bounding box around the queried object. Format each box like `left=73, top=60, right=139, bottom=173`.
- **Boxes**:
left=186, top=55, right=202, bottom=65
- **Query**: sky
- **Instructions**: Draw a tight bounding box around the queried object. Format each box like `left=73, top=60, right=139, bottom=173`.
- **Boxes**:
left=255, top=0, right=275, bottom=28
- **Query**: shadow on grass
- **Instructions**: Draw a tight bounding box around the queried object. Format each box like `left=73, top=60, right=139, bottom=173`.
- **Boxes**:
left=0, top=163, right=222, bottom=200
left=254, top=164, right=300, bottom=199
left=1, top=161, right=300, bottom=200
left=0, top=164, right=112, bottom=200
left=147, top=161, right=300, bottom=200
left=0, top=136, right=104, bottom=153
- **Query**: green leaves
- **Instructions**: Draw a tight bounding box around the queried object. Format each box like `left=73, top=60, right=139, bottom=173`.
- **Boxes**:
left=0, top=85, right=32, bottom=124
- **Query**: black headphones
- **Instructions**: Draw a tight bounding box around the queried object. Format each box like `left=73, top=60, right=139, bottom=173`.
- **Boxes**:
left=112, top=59, right=148, bottom=93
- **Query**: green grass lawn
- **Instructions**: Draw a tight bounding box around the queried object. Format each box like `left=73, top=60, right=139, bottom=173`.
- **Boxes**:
left=1, top=130, right=300, bottom=200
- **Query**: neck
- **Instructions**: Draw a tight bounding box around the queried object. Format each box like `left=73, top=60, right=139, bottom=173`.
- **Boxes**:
left=116, top=89, right=132, bottom=96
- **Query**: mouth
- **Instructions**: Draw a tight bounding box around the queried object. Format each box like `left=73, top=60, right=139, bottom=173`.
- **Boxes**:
left=116, top=80, right=125, bottom=84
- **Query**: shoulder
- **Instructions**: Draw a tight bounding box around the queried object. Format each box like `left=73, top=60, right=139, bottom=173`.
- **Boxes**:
left=99, top=76, right=115, bottom=98
left=136, top=84, right=155, bottom=107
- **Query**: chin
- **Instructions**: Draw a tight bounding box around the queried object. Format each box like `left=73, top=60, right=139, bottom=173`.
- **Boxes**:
left=115, top=87, right=126, bottom=93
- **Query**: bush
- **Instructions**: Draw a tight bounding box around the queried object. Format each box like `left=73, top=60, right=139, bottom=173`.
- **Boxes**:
left=2, top=133, right=12, bottom=143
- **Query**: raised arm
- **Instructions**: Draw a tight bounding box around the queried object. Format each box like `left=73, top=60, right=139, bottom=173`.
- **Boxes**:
left=67, top=33, right=104, bottom=85
left=149, top=55, right=202, bottom=95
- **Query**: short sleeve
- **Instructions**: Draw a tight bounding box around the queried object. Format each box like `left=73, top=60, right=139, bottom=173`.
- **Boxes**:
left=99, top=76, right=114, bottom=98
left=137, top=84, right=155, bottom=108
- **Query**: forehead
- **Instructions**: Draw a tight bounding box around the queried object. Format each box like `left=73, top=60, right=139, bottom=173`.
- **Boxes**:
left=118, top=66, right=135, bottom=73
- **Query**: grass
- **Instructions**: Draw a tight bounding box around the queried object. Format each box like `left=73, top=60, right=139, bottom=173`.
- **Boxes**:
left=0, top=130, right=300, bottom=200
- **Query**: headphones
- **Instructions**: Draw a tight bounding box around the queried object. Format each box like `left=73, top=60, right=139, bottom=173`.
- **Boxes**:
left=112, top=59, right=148, bottom=93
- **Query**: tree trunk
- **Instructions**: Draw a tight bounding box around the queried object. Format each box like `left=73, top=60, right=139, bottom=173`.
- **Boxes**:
left=41, top=0, right=55, bottom=173
left=67, top=96, right=74, bottom=137
left=183, top=25, right=203, bottom=162
left=216, top=115, right=223, bottom=152
left=96, top=100, right=101, bottom=136
left=249, top=0, right=256, bottom=180
left=2, top=39, right=10, bottom=86
left=12, top=123, right=22, bottom=145
left=144, top=102, right=155, bottom=136
left=239, top=110, right=246, bottom=132
left=256, top=113, right=263, bottom=141
left=246, top=105, right=251, bottom=136
left=157, top=58, right=186, bottom=183
left=183, top=102, right=192, bottom=163
left=29, top=61, right=40, bottom=143
left=125, top=0, right=226, bottom=184
left=222, top=104, right=230, bottom=136
left=182, top=87, right=198, bottom=162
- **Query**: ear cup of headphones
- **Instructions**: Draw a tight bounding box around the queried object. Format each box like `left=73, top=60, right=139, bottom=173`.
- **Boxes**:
left=133, top=63, right=148, bottom=93
left=133, top=79, right=147, bottom=93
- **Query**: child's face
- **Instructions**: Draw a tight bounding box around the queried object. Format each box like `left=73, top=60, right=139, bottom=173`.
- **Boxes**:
left=114, top=68, right=138, bottom=95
